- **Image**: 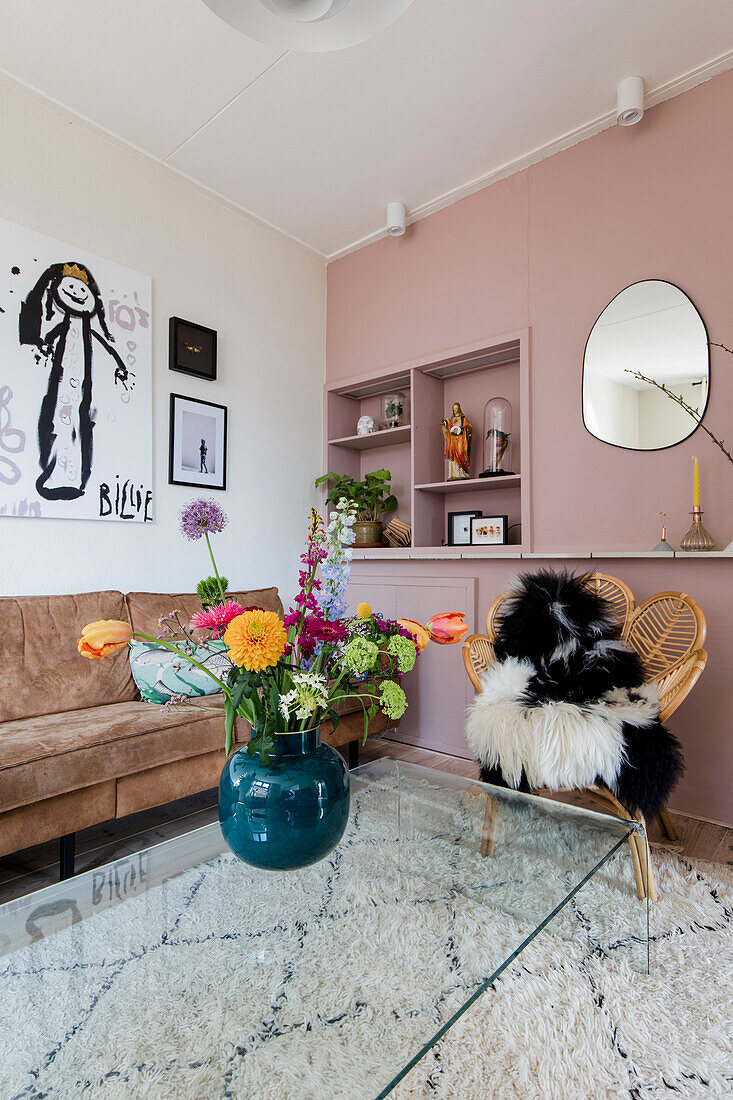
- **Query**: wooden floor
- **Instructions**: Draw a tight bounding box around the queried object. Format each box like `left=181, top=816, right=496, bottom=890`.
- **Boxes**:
left=1, top=736, right=731, bottom=905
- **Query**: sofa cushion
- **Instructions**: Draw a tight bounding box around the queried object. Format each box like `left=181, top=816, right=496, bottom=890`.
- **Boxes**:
left=126, top=587, right=284, bottom=638
left=0, top=700, right=222, bottom=813
left=0, top=591, right=136, bottom=722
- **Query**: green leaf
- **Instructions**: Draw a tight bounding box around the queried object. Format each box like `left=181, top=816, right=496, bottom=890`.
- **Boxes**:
left=316, top=467, right=396, bottom=522
left=224, top=702, right=236, bottom=757
left=230, top=678, right=248, bottom=713
left=327, top=708, right=340, bottom=734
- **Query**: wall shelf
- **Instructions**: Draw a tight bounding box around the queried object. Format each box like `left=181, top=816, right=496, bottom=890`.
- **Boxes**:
left=329, top=425, right=411, bottom=451
left=324, top=329, right=530, bottom=550
left=415, top=474, right=521, bottom=494
left=350, top=548, right=733, bottom=561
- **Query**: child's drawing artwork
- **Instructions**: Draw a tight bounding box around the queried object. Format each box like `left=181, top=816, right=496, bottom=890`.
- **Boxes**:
left=0, top=218, right=153, bottom=521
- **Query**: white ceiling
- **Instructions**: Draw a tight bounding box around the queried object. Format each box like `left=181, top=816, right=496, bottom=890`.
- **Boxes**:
left=1, top=0, right=732, bottom=258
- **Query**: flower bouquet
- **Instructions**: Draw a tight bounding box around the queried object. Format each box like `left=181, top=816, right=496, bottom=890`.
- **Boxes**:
left=78, top=497, right=467, bottom=763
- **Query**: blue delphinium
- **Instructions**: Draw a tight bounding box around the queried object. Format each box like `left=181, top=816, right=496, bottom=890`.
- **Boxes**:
left=318, top=499, right=356, bottom=620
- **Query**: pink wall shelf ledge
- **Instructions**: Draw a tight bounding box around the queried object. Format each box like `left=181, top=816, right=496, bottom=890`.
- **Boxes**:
left=350, top=548, right=733, bottom=560
left=329, top=425, right=411, bottom=451
left=415, top=475, right=521, bottom=494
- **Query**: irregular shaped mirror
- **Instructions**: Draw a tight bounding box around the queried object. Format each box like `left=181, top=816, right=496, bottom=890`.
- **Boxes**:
left=583, top=280, right=709, bottom=450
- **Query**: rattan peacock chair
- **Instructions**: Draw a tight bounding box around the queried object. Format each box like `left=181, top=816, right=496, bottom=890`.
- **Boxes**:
left=462, top=573, right=708, bottom=900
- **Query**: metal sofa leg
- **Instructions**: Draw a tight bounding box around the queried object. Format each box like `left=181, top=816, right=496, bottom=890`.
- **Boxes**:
left=59, top=833, right=76, bottom=880
left=348, top=740, right=359, bottom=770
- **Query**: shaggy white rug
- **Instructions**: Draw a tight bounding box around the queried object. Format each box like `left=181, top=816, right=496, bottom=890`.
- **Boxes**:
left=395, top=847, right=733, bottom=1100
left=0, top=780, right=731, bottom=1100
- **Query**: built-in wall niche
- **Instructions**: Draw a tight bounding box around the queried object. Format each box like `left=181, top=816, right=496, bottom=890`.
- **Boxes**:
left=325, top=370, right=413, bottom=531
left=323, top=331, right=530, bottom=551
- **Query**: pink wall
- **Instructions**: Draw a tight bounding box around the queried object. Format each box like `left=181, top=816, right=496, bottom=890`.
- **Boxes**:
left=327, top=71, right=733, bottom=824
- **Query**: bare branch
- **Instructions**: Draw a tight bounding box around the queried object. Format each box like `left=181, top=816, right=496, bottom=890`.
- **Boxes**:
left=625, top=369, right=733, bottom=467
left=709, top=341, right=733, bottom=357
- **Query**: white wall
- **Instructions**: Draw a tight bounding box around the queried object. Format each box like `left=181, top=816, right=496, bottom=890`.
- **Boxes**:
left=583, top=372, right=639, bottom=448
left=638, top=383, right=704, bottom=449
left=0, top=83, right=325, bottom=605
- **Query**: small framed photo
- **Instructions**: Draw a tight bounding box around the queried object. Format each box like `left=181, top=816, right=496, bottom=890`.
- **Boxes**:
left=169, top=317, right=217, bottom=380
left=448, top=510, right=482, bottom=546
left=471, top=515, right=508, bottom=545
left=169, top=393, right=228, bottom=491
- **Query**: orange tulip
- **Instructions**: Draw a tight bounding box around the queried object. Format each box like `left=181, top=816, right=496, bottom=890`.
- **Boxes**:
left=78, top=619, right=133, bottom=659
left=396, top=618, right=430, bottom=653
left=426, top=612, right=468, bottom=646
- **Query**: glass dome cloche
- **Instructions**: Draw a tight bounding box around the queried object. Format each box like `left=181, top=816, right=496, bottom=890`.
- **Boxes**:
left=480, top=397, right=513, bottom=477
left=382, top=391, right=406, bottom=429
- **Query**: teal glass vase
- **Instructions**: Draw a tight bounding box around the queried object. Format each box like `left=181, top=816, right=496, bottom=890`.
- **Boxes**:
left=218, top=727, right=350, bottom=870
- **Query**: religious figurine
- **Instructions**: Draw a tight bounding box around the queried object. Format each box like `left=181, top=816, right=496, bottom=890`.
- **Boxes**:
left=440, top=401, right=472, bottom=481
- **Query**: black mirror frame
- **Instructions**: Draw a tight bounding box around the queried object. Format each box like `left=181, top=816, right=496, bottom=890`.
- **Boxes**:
left=581, top=279, right=710, bottom=453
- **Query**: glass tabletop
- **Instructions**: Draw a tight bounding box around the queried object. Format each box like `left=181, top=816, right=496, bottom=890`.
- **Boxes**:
left=0, top=760, right=648, bottom=1099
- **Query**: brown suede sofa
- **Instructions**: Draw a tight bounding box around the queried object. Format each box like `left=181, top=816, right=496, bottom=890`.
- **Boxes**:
left=0, top=588, right=394, bottom=877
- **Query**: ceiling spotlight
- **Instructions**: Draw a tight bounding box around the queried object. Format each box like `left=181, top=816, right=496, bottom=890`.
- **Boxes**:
left=387, top=202, right=406, bottom=237
left=202, top=0, right=417, bottom=51
left=616, top=76, right=645, bottom=126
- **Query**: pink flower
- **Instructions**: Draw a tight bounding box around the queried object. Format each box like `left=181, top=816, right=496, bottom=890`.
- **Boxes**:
left=190, top=600, right=244, bottom=634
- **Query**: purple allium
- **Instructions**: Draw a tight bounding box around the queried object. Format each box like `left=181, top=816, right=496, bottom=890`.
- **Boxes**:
left=179, top=498, right=228, bottom=541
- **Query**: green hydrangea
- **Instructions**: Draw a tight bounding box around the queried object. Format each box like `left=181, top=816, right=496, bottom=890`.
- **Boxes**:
left=379, top=680, right=407, bottom=721
left=343, top=636, right=379, bottom=675
left=386, top=634, right=417, bottom=673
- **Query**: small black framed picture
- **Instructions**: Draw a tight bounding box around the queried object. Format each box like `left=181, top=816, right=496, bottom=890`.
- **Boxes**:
left=448, top=510, right=482, bottom=546
left=471, top=515, right=508, bottom=546
left=169, top=393, right=228, bottom=491
left=169, top=317, right=217, bottom=380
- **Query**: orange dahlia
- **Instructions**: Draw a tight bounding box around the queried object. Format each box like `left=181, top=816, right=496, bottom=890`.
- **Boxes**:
left=223, top=609, right=287, bottom=671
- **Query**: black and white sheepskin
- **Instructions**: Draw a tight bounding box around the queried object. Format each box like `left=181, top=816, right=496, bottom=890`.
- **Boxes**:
left=466, top=570, right=684, bottom=820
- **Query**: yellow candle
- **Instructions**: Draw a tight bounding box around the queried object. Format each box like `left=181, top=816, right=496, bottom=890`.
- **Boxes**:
left=693, top=455, right=701, bottom=510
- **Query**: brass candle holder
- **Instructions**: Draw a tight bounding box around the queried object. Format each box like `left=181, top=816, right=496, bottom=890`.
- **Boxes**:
left=680, top=506, right=716, bottom=552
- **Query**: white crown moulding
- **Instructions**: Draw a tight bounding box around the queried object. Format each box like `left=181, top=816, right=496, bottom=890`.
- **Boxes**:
left=201, top=0, right=417, bottom=51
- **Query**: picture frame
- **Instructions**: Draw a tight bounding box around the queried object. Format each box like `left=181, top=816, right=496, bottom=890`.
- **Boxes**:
left=471, top=515, right=508, bottom=546
left=447, top=510, right=482, bottom=546
left=169, top=316, right=217, bottom=381
left=169, top=393, right=228, bottom=491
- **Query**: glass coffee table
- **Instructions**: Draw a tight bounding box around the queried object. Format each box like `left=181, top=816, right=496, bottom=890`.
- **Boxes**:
left=0, top=760, right=648, bottom=1098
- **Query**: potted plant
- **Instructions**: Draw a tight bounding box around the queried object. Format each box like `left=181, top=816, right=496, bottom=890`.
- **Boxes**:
left=315, top=468, right=398, bottom=547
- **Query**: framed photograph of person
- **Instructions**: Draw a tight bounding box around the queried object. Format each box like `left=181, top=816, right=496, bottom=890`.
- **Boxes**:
left=169, top=393, right=228, bottom=491
left=470, top=515, right=508, bottom=546
left=447, top=510, right=482, bottom=546
left=169, top=317, right=217, bottom=380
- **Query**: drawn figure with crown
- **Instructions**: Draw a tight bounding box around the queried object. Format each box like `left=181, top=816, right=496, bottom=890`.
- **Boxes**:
left=19, top=261, right=132, bottom=500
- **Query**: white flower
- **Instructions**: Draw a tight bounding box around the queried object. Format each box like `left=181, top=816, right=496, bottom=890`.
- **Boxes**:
left=279, top=670, right=329, bottom=722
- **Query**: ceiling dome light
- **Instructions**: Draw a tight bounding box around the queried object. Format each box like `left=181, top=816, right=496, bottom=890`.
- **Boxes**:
left=202, top=0, right=417, bottom=51
left=259, top=0, right=351, bottom=21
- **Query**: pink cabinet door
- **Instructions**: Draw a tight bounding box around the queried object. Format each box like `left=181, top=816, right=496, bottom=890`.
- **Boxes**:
left=346, top=574, right=476, bottom=758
